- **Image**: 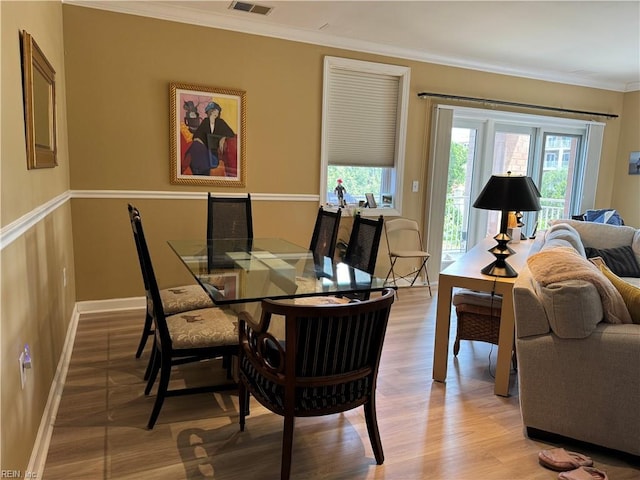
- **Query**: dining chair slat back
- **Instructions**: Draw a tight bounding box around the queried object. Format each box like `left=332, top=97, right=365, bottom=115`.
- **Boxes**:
left=344, top=213, right=384, bottom=275
left=309, top=206, right=341, bottom=264
left=206, top=193, right=253, bottom=240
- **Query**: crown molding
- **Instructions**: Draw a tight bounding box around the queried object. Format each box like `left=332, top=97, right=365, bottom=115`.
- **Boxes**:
left=64, top=0, right=635, bottom=92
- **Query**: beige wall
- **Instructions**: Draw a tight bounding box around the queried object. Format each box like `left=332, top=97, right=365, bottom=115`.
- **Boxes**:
left=1, top=0, right=74, bottom=472
left=1, top=2, right=637, bottom=471
left=612, top=90, right=640, bottom=226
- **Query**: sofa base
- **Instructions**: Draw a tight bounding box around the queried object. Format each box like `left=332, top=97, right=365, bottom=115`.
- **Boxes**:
left=525, top=427, right=640, bottom=466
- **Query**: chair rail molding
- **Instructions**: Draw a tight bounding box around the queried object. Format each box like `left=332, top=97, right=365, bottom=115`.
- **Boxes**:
left=0, top=190, right=321, bottom=250
left=0, top=191, right=70, bottom=250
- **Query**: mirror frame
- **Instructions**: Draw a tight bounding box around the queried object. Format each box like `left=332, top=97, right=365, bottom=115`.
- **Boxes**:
left=21, top=30, right=57, bottom=169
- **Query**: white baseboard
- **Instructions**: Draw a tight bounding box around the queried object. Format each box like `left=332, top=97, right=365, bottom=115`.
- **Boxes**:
left=76, top=296, right=145, bottom=314
left=27, top=297, right=145, bottom=474
left=26, top=304, right=80, bottom=475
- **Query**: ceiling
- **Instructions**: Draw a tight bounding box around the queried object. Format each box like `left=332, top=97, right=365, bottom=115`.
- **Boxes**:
left=68, top=1, right=640, bottom=92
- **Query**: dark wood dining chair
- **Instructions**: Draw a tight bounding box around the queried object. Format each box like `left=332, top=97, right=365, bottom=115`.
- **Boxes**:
left=343, top=213, right=384, bottom=300
left=237, top=288, right=396, bottom=480
left=206, top=193, right=253, bottom=240
left=309, top=206, right=341, bottom=265
left=129, top=207, right=239, bottom=429
left=127, top=204, right=215, bottom=359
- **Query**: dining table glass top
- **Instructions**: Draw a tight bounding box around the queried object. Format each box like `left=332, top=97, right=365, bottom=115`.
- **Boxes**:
left=168, top=237, right=390, bottom=305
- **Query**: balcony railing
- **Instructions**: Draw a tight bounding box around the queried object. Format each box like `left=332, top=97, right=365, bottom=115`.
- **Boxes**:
left=443, top=195, right=566, bottom=257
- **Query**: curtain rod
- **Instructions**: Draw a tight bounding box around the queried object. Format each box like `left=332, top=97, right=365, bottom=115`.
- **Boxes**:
left=417, top=91, right=618, bottom=119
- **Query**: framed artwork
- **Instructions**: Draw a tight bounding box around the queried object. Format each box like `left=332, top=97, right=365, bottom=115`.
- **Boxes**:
left=170, top=82, right=246, bottom=186
left=365, top=193, right=377, bottom=208
left=21, top=30, right=57, bottom=169
left=628, top=151, right=640, bottom=175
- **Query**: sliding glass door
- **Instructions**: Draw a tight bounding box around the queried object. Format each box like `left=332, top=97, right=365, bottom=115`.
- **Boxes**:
left=433, top=106, right=602, bottom=274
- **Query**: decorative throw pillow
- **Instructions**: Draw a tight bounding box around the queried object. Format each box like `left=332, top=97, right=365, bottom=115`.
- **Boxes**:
left=584, top=245, right=640, bottom=278
left=591, top=257, right=640, bottom=324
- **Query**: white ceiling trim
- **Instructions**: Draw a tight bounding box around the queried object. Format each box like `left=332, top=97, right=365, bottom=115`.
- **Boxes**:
left=65, top=1, right=636, bottom=92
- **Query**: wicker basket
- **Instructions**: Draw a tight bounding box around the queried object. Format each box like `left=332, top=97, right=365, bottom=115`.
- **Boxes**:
left=453, top=302, right=502, bottom=355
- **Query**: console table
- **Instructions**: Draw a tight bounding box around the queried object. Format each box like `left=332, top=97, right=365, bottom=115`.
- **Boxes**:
left=433, top=237, right=533, bottom=396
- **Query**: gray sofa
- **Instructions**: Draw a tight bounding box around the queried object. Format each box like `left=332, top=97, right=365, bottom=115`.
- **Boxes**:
left=513, top=219, right=640, bottom=456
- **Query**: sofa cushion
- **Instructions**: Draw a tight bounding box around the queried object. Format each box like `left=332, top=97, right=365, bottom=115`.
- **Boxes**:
left=593, top=261, right=640, bottom=324
left=584, top=245, right=640, bottom=278
left=543, top=223, right=586, bottom=256
left=549, top=219, right=636, bottom=250
left=633, top=230, right=640, bottom=267
left=527, top=246, right=632, bottom=324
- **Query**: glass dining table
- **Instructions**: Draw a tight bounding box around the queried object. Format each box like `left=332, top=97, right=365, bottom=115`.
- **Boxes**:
left=168, top=237, right=391, bottom=305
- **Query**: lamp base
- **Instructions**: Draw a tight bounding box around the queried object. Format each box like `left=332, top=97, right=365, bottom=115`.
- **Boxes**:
left=482, top=232, right=518, bottom=278
left=481, top=259, right=517, bottom=278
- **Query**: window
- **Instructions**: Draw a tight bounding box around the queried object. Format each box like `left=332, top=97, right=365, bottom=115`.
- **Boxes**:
left=321, top=57, right=410, bottom=215
left=545, top=152, right=558, bottom=169
left=429, top=105, right=605, bottom=274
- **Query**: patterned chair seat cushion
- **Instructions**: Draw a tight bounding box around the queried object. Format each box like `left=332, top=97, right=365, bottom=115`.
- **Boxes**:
left=167, top=307, right=238, bottom=349
left=160, top=284, right=215, bottom=315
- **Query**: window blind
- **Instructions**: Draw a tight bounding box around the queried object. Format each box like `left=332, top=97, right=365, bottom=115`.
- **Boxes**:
left=326, top=69, right=399, bottom=167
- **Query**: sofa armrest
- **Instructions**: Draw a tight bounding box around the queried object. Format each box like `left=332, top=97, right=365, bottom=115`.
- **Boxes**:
left=514, top=267, right=550, bottom=338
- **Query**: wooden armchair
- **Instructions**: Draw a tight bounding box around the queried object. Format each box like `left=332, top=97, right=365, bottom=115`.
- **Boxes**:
left=237, top=288, right=396, bottom=480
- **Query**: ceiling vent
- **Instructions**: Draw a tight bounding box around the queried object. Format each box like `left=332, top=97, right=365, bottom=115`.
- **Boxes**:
left=229, top=1, right=272, bottom=16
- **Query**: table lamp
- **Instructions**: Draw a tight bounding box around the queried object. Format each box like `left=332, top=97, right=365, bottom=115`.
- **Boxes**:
left=473, top=172, right=541, bottom=277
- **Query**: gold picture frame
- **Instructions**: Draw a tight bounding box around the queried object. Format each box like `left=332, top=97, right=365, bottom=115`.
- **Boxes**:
left=170, top=82, right=246, bottom=186
left=21, top=30, right=57, bottom=169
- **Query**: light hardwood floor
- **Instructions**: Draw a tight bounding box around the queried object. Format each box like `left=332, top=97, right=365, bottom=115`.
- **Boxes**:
left=43, top=287, right=639, bottom=479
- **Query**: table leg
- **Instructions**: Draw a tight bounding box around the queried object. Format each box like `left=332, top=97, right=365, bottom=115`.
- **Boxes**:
left=494, top=290, right=514, bottom=396
left=433, top=277, right=453, bottom=382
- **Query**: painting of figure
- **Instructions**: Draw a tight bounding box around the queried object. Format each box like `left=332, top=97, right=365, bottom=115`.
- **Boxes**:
left=170, top=83, right=246, bottom=186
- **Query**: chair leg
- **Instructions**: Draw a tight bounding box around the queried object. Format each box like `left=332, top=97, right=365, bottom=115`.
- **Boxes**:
left=280, top=415, right=295, bottom=480
left=145, top=348, right=161, bottom=396
left=135, top=312, right=153, bottom=358
left=413, top=259, right=432, bottom=297
left=147, top=353, right=171, bottom=429
left=364, top=398, right=384, bottom=465
left=384, top=258, right=400, bottom=297
left=424, top=268, right=432, bottom=297
left=239, top=380, right=247, bottom=432
left=143, top=340, right=156, bottom=381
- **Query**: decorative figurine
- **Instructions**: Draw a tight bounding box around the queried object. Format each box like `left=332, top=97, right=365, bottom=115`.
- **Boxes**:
left=334, top=179, right=347, bottom=207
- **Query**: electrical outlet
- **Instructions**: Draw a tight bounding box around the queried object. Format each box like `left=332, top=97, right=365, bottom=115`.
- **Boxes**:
left=412, top=180, right=419, bottom=192
left=19, top=352, right=26, bottom=389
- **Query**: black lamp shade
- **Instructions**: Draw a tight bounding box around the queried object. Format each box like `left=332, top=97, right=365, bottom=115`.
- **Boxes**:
left=473, top=174, right=541, bottom=212
left=472, top=173, right=541, bottom=278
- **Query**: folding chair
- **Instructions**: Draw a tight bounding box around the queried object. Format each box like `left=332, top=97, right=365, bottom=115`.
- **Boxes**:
left=383, top=218, right=431, bottom=296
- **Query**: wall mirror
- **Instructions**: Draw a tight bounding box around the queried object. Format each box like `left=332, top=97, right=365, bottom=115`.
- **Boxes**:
left=21, top=30, right=57, bottom=169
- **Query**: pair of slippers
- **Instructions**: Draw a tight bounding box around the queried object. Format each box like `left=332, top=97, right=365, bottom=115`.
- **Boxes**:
left=538, top=448, right=608, bottom=480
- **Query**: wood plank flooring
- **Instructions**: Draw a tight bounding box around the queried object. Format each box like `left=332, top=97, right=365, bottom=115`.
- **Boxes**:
left=43, top=287, right=639, bottom=479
